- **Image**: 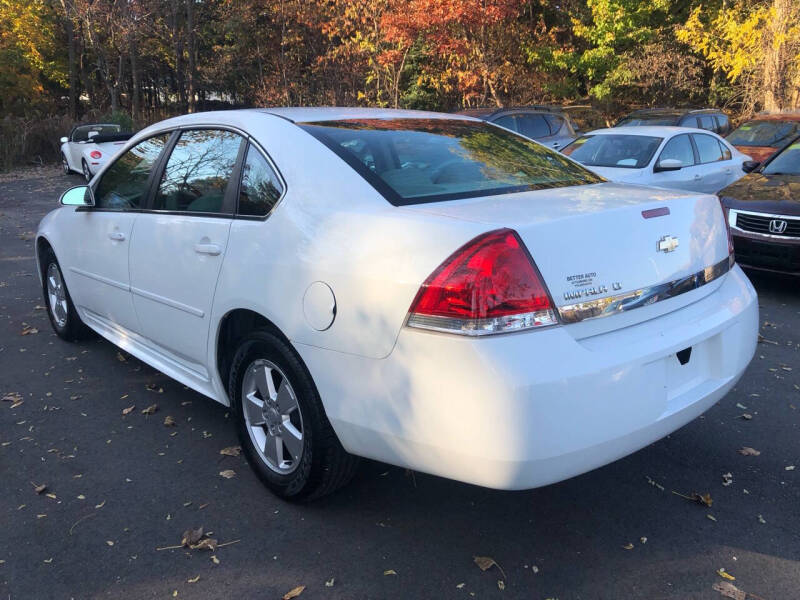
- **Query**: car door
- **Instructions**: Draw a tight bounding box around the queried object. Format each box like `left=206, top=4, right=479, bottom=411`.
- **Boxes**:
left=649, top=134, right=703, bottom=191
left=60, top=133, right=171, bottom=333
left=128, top=128, right=243, bottom=371
left=691, top=133, right=729, bottom=193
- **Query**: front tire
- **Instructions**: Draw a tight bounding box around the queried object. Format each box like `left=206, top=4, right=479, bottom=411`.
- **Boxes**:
left=41, top=248, right=92, bottom=341
left=61, top=153, right=70, bottom=175
left=81, top=159, right=91, bottom=182
left=228, top=329, right=359, bottom=501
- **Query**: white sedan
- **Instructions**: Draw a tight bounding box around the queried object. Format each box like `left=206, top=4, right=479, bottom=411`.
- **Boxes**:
left=37, top=109, right=758, bottom=500
left=562, top=126, right=752, bottom=194
left=60, top=123, right=132, bottom=182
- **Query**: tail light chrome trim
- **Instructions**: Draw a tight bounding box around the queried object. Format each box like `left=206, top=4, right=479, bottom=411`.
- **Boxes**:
left=558, top=256, right=731, bottom=324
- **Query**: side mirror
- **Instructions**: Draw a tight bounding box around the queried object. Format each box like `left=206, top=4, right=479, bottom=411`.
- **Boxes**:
left=654, top=158, right=683, bottom=172
left=742, top=160, right=760, bottom=173
left=59, top=185, right=95, bottom=207
left=60, top=137, right=69, bottom=144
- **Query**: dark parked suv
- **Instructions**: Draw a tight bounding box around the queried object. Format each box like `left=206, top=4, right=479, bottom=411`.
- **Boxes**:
left=456, top=106, right=578, bottom=150
left=615, top=108, right=732, bottom=136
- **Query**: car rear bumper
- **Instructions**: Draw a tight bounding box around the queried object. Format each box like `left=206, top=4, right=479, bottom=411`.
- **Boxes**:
left=296, top=265, right=758, bottom=490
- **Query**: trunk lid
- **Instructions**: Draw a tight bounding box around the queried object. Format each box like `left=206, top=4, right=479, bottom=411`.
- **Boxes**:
left=402, top=182, right=730, bottom=335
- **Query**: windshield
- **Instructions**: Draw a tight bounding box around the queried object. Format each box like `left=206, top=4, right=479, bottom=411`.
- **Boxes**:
left=72, top=124, right=121, bottom=142
left=299, top=119, right=602, bottom=205
left=561, top=134, right=663, bottom=169
left=727, top=120, right=800, bottom=147
left=616, top=116, right=679, bottom=127
left=762, top=140, right=800, bottom=175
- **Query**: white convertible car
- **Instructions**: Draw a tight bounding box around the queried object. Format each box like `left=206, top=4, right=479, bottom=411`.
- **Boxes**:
left=562, top=126, right=752, bottom=194
left=37, top=109, right=758, bottom=500
left=60, top=123, right=132, bottom=182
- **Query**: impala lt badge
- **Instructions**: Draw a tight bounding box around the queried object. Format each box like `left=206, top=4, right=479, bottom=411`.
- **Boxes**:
left=657, top=235, right=679, bottom=253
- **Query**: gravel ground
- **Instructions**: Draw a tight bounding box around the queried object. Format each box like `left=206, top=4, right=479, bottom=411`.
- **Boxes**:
left=1, top=167, right=798, bottom=600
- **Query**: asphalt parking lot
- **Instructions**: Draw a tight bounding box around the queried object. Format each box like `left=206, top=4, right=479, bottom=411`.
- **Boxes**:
left=1, top=166, right=798, bottom=600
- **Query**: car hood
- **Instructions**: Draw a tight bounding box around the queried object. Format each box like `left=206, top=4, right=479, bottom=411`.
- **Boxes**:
left=719, top=172, right=800, bottom=215
left=731, top=145, right=776, bottom=163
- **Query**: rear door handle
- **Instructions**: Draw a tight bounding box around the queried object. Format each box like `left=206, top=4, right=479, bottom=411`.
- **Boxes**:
left=194, top=243, right=221, bottom=256
left=108, top=232, right=125, bottom=241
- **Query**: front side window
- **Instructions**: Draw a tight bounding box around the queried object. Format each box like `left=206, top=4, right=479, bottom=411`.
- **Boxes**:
left=300, top=119, right=602, bottom=206
left=762, top=141, right=800, bottom=175
left=513, top=114, right=551, bottom=139
left=94, top=134, right=170, bottom=209
left=658, top=134, right=695, bottom=167
left=693, top=133, right=724, bottom=163
left=154, top=129, right=243, bottom=214
left=562, top=134, right=662, bottom=169
left=238, top=145, right=284, bottom=217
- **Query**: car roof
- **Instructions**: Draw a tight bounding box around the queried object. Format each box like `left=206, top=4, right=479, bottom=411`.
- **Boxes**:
left=626, top=108, right=723, bottom=117
left=261, top=107, right=480, bottom=123
left=743, top=112, right=800, bottom=122
left=584, top=126, right=713, bottom=137
left=454, top=105, right=565, bottom=119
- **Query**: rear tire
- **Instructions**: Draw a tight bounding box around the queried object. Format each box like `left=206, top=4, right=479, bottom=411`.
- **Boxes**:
left=81, top=159, right=91, bottom=182
left=228, top=329, right=359, bottom=501
left=41, top=248, right=93, bottom=342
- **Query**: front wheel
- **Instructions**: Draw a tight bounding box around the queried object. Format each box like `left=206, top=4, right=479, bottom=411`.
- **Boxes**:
left=41, top=248, right=93, bottom=341
left=61, top=153, right=70, bottom=175
left=81, top=159, right=91, bottom=182
left=228, top=329, right=359, bottom=501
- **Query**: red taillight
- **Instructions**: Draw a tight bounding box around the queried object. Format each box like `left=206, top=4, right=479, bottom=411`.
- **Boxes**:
left=407, top=229, right=558, bottom=336
left=90, top=150, right=102, bottom=159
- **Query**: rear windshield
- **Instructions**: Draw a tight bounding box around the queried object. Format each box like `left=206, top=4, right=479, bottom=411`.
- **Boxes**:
left=762, top=140, right=800, bottom=175
left=561, top=134, right=662, bottom=168
left=298, top=118, right=602, bottom=205
left=727, top=120, right=800, bottom=147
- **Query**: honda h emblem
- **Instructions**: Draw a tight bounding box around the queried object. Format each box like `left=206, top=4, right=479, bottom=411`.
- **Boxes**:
left=768, top=219, right=788, bottom=234
left=657, top=235, right=679, bottom=253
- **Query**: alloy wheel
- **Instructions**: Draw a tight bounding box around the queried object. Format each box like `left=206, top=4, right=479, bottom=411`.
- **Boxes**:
left=46, top=262, right=68, bottom=328
left=241, top=359, right=304, bottom=474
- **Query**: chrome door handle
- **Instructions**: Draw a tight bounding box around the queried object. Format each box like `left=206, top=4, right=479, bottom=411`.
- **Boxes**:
left=693, top=174, right=702, bottom=180
left=194, top=243, right=221, bottom=256
left=108, top=232, right=125, bottom=241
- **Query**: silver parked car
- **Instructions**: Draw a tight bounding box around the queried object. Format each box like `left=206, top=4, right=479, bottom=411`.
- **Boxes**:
left=455, top=106, right=577, bottom=150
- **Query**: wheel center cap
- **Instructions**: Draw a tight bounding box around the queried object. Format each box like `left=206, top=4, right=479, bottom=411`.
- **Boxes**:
left=263, top=405, right=281, bottom=433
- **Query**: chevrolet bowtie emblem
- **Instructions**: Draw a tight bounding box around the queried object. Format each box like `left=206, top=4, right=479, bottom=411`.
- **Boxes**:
left=657, top=235, right=679, bottom=253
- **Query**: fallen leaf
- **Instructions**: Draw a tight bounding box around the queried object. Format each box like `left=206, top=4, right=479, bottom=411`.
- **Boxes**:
left=219, top=446, right=241, bottom=457
left=163, top=415, right=176, bottom=427
left=21, top=326, right=38, bottom=336
left=106, top=541, right=114, bottom=547
left=383, top=569, right=397, bottom=576
left=672, top=491, right=713, bottom=507
left=32, top=482, right=47, bottom=494
left=219, top=469, right=236, bottom=479
left=181, top=527, right=204, bottom=547
left=187, top=576, right=200, bottom=583
left=473, top=556, right=506, bottom=579
left=757, top=514, right=766, bottom=524
left=738, top=447, right=760, bottom=456
left=211, top=555, right=220, bottom=565
left=497, top=580, right=505, bottom=590
left=192, top=538, right=218, bottom=551
left=95, top=500, right=106, bottom=509
left=45, top=493, right=57, bottom=500
left=325, top=577, right=335, bottom=587
left=2, top=392, right=22, bottom=403
left=122, top=406, right=135, bottom=416
left=717, top=568, right=735, bottom=581
left=740, top=413, right=753, bottom=420
left=622, top=543, right=634, bottom=550
left=722, top=472, right=733, bottom=487
left=116, top=352, right=127, bottom=362
left=712, top=581, right=746, bottom=600
left=786, top=465, right=796, bottom=471
left=141, top=404, right=158, bottom=415
left=707, top=514, right=717, bottom=522
left=639, top=537, right=647, bottom=544
left=456, top=583, right=465, bottom=589
left=735, top=402, right=747, bottom=410
left=283, top=585, right=305, bottom=599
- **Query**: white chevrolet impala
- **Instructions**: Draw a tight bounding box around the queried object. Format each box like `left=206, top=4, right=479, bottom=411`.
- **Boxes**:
left=36, top=108, right=758, bottom=500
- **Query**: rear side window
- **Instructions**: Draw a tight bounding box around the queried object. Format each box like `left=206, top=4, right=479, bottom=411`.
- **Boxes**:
left=697, top=116, right=716, bottom=131
left=153, top=129, right=243, bottom=214
left=715, top=115, right=730, bottom=134
left=492, top=114, right=552, bottom=139
left=300, top=118, right=602, bottom=206
left=94, top=134, right=170, bottom=209
left=719, top=140, right=732, bottom=160
left=658, top=134, right=695, bottom=167
left=693, top=133, right=724, bottom=163
left=238, top=145, right=284, bottom=217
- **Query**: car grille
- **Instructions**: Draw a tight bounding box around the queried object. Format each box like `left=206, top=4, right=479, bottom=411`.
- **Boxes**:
left=735, top=212, right=800, bottom=237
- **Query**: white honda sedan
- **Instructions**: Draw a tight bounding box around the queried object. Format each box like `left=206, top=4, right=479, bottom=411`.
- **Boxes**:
left=36, top=109, right=758, bottom=500
left=562, top=126, right=752, bottom=194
